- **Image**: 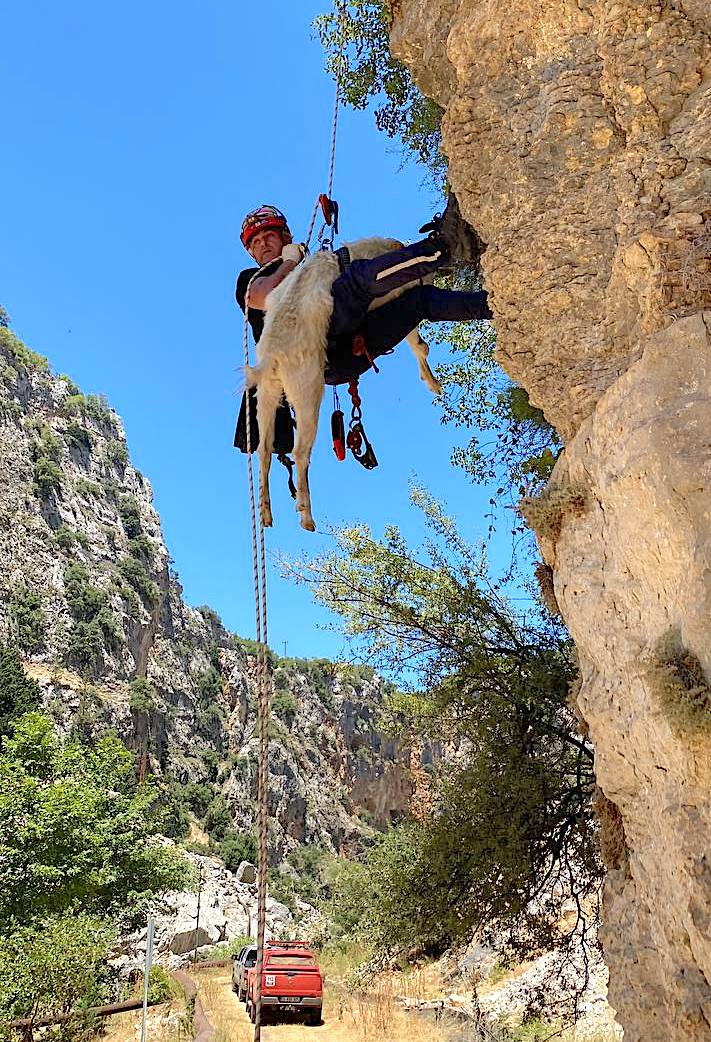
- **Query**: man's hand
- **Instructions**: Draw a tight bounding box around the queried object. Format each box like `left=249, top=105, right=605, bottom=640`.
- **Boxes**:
left=281, top=243, right=307, bottom=265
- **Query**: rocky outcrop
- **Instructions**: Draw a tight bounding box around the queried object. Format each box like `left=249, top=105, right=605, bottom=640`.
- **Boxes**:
left=391, top=2, right=711, bottom=1039
left=0, top=325, right=433, bottom=863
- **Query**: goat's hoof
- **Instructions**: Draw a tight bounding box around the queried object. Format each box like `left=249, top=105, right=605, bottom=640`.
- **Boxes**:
left=428, top=378, right=443, bottom=395
left=300, top=517, right=316, bottom=532
left=260, top=508, right=273, bottom=528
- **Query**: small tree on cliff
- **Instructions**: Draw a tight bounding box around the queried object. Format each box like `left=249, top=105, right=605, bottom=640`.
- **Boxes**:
left=286, top=490, right=601, bottom=964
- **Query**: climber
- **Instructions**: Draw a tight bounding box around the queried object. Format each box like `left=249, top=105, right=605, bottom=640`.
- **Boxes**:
left=235, top=202, right=492, bottom=388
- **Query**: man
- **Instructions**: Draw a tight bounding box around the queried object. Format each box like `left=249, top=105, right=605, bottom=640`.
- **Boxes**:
left=235, top=202, right=492, bottom=387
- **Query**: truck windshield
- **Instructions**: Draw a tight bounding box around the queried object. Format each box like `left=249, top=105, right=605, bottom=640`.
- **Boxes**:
left=267, top=954, right=317, bottom=968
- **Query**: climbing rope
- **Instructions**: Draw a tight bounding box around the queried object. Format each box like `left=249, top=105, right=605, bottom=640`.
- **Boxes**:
left=240, top=8, right=349, bottom=1039
left=242, top=273, right=272, bottom=1042
left=304, top=0, right=348, bottom=252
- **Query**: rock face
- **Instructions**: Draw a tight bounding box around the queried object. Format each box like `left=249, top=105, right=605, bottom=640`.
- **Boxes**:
left=391, top=3, right=711, bottom=1039
left=0, top=324, right=432, bottom=864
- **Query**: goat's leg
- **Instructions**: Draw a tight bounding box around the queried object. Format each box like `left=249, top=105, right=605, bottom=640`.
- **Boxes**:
left=282, top=363, right=325, bottom=532
left=254, top=380, right=282, bottom=528
left=405, top=328, right=442, bottom=395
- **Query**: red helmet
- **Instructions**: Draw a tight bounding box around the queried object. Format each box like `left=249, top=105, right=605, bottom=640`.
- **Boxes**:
left=240, top=205, right=292, bottom=250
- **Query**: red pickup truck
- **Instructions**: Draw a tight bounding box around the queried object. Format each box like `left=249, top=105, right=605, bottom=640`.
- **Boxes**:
left=245, top=940, right=323, bottom=1026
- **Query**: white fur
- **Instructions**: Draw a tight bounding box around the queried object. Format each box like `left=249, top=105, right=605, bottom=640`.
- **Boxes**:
left=245, top=237, right=441, bottom=532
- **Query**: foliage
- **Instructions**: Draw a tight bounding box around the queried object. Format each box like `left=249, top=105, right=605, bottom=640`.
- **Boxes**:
left=0, top=912, right=115, bottom=1026
left=118, top=495, right=143, bottom=538
left=645, top=629, right=711, bottom=738
left=0, top=712, right=190, bottom=929
left=54, top=524, right=90, bottom=551
left=432, top=317, right=560, bottom=517
left=106, top=439, right=129, bottom=468
left=519, top=484, right=588, bottom=543
left=0, top=325, right=50, bottom=374
left=59, top=374, right=80, bottom=395
left=198, top=605, right=223, bottom=629
left=204, top=794, right=233, bottom=842
left=286, top=492, right=600, bottom=962
left=33, top=456, right=64, bottom=499
left=146, top=965, right=181, bottom=1004
left=118, top=555, right=160, bottom=606
left=61, top=392, right=113, bottom=426
left=315, top=1, right=446, bottom=183
left=76, top=477, right=102, bottom=499
left=271, top=687, right=297, bottom=723
left=219, top=828, right=258, bottom=872
left=156, top=780, right=191, bottom=840
left=9, top=586, right=45, bottom=655
left=0, top=305, right=9, bottom=329
left=129, top=676, right=159, bottom=714
left=0, top=646, right=41, bottom=738
left=64, top=419, right=93, bottom=452
left=63, top=564, right=122, bottom=673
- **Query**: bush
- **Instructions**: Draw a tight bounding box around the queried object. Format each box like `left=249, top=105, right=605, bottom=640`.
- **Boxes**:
left=119, top=496, right=143, bottom=538
left=64, top=565, right=122, bottom=671
left=272, top=688, right=297, bottom=723
left=54, top=524, right=90, bottom=551
left=519, top=484, right=588, bottom=542
left=64, top=419, right=93, bottom=453
left=66, top=620, right=105, bottom=675
left=9, top=586, right=45, bottom=655
left=33, top=456, right=63, bottom=498
left=0, top=645, right=41, bottom=737
left=0, top=913, right=115, bottom=1024
left=645, top=629, right=711, bottom=738
left=204, top=795, right=232, bottom=841
left=0, top=326, right=50, bottom=373
left=129, top=676, right=158, bottom=714
left=118, top=556, right=160, bottom=607
left=106, top=440, right=129, bottom=467
left=76, top=477, right=102, bottom=499
left=59, top=374, right=80, bottom=395
left=185, top=781, right=214, bottom=817
left=128, top=535, right=155, bottom=563
left=219, top=829, right=257, bottom=872
left=65, top=563, right=107, bottom=622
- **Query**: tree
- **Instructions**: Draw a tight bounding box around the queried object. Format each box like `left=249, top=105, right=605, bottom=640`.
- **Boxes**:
left=0, top=646, right=41, bottom=737
left=0, top=913, right=115, bottom=1028
left=315, top=1, right=445, bottom=184
left=8, top=587, right=45, bottom=656
left=286, top=491, right=600, bottom=961
left=0, top=713, right=190, bottom=929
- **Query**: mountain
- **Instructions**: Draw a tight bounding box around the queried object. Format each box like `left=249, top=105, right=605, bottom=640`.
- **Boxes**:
left=0, top=315, right=434, bottom=867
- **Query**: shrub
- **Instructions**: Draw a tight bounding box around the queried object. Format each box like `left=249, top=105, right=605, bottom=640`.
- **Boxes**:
left=54, top=524, right=89, bottom=551
left=33, top=456, right=63, bottom=499
left=106, top=440, right=129, bottom=467
left=0, top=645, right=41, bottom=737
left=519, top=483, right=588, bottom=542
left=184, top=782, right=214, bottom=817
left=59, top=374, right=80, bottom=395
left=198, top=605, right=223, bottom=628
left=219, top=829, right=257, bottom=872
left=9, top=586, right=45, bottom=655
left=129, top=676, right=158, bottom=714
left=76, top=478, right=102, bottom=499
left=128, top=535, right=155, bottom=563
left=118, top=556, right=160, bottom=606
left=272, top=688, right=297, bottom=723
left=64, top=563, right=107, bottom=622
left=204, top=795, right=232, bottom=841
left=85, top=393, right=112, bottom=424
left=119, top=495, right=143, bottom=538
left=66, top=620, right=105, bottom=675
left=534, top=561, right=560, bottom=616
left=64, top=419, right=92, bottom=452
left=0, top=305, right=9, bottom=329
left=29, top=422, right=62, bottom=463
left=61, top=392, right=88, bottom=416
left=644, top=629, right=711, bottom=738
left=0, top=326, right=50, bottom=373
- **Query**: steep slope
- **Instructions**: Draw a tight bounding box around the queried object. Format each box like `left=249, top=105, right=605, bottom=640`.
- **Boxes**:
left=0, top=319, right=425, bottom=863
left=389, top=4, right=711, bottom=1040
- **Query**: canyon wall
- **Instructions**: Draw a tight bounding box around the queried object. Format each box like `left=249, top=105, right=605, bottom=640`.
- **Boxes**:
left=391, top=2, right=711, bottom=1039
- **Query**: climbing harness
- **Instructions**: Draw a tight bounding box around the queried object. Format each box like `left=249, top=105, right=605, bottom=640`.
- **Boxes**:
left=345, top=379, right=378, bottom=469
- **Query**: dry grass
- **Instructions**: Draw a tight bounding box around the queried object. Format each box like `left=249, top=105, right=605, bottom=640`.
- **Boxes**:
left=592, top=787, right=628, bottom=872
left=100, top=998, right=189, bottom=1042
left=644, top=628, right=711, bottom=738
left=533, top=561, right=560, bottom=616
left=194, top=965, right=452, bottom=1042
left=519, top=485, right=587, bottom=543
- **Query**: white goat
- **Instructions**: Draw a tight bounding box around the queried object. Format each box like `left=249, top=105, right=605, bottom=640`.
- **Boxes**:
left=245, top=237, right=440, bottom=532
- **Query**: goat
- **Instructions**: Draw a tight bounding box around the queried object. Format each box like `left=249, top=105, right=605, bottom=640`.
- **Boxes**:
left=245, top=237, right=441, bottom=532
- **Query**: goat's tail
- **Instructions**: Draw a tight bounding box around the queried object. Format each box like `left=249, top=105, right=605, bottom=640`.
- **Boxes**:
left=244, top=358, right=276, bottom=388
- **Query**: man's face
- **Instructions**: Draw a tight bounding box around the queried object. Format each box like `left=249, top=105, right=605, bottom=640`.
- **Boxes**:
left=249, top=228, right=286, bottom=266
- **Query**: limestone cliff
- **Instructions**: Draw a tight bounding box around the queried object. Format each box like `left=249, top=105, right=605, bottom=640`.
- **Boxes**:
left=0, top=322, right=423, bottom=865
left=391, top=2, right=711, bottom=1039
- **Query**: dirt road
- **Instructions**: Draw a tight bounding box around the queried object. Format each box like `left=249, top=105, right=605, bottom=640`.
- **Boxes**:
left=195, top=965, right=450, bottom=1042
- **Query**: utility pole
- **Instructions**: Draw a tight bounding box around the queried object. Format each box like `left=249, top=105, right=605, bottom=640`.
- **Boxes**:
left=282, top=641, right=288, bottom=658
left=192, top=866, right=203, bottom=964
left=140, top=918, right=155, bottom=1042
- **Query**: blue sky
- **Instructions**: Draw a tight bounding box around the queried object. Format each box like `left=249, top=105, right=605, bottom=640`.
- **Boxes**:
left=1, top=0, right=503, bottom=661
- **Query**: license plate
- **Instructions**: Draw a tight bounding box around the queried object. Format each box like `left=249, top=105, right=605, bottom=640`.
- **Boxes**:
left=280, top=1004, right=297, bottom=1012
left=265, top=974, right=275, bottom=987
